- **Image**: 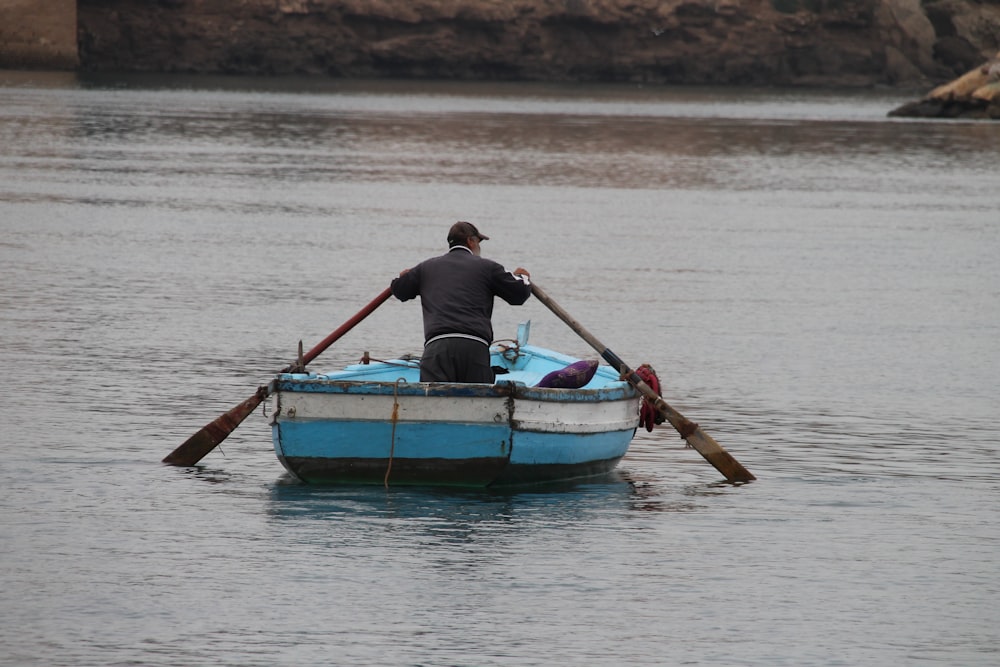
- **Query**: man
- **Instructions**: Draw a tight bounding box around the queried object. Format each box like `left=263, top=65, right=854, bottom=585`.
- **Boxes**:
left=391, top=221, right=532, bottom=383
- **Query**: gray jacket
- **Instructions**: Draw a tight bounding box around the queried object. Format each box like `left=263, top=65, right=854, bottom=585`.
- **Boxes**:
left=391, top=247, right=531, bottom=344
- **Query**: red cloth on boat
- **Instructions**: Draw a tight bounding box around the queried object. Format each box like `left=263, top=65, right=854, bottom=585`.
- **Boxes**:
left=636, top=364, right=663, bottom=432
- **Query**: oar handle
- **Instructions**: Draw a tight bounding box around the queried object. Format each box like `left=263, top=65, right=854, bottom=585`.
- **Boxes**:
left=530, top=283, right=755, bottom=483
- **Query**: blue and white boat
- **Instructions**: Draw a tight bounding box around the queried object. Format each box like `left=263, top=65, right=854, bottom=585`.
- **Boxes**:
left=267, top=324, right=641, bottom=487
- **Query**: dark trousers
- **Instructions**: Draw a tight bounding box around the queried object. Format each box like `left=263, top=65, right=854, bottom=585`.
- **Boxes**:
left=420, top=337, right=494, bottom=383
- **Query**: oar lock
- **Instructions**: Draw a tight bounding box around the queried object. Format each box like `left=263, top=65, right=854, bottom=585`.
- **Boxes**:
left=286, top=340, right=307, bottom=374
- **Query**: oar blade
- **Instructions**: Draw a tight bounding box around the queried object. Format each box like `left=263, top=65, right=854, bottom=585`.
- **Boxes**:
left=162, top=386, right=268, bottom=466
left=683, top=426, right=756, bottom=483
left=650, top=397, right=755, bottom=483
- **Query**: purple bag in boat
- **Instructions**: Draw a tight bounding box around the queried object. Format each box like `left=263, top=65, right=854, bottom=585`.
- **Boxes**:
left=534, top=360, right=599, bottom=389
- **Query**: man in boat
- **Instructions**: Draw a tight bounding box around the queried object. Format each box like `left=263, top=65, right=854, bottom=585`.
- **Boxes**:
left=391, top=221, right=532, bottom=383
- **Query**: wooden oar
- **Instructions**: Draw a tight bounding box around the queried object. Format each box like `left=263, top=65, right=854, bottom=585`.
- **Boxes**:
left=530, top=283, right=755, bottom=483
left=163, top=286, right=393, bottom=466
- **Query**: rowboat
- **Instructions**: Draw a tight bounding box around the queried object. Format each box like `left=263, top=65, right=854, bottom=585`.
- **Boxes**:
left=267, top=323, right=642, bottom=487
left=164, top=285, right=753, bottom=483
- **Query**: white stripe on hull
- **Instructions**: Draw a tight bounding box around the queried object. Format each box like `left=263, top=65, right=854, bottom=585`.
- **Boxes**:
left=273, top=391, right=640, bottom=435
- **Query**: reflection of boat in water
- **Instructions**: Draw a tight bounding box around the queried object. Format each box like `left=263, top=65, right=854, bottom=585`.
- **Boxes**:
left=263, top=472, right=699, bottom=551
left=266, top=472, right=637, bottom=528
left=267, top=324, right=642, bottom=488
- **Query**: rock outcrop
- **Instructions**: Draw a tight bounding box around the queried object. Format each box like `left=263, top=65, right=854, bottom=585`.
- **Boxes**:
left=0, top=0, right=78, bottom=69
left=889, top=52, right=1000, bottom=118
left=68, top=1, right=1000, bottom=87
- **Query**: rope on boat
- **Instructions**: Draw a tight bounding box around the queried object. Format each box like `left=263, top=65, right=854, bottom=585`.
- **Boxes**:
left=384, top=377, right=404, bottom=488
left=492, top=338, right=523, bottom=363
left=635, top=363, right=665, bottom=433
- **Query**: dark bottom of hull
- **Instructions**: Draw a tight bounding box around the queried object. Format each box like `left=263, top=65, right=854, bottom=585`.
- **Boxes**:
left=491, top=457, right=624, bottom=487
left=278, top=455, right=624, bottom=488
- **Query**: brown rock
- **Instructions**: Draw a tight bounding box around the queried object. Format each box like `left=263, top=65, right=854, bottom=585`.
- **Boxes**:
left=66, top=0, right=1000, bottom=88
left=0, top=0, right=78, bottom=69
left=889, top=51, right=1000, bottom=118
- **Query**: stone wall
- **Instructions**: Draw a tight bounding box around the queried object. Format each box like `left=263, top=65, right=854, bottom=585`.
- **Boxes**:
left=0, top=0, right=78, bottom=69
left=7, top=0, right=998, bottom=87
left=76, top=0, right=1000, bottom=86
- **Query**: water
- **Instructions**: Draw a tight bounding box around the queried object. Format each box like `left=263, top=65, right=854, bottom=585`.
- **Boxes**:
left=1, top=70, right=998, bottom=666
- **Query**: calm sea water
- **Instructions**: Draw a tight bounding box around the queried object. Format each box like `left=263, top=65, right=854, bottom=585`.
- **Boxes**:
left=1, top=70, right=998, bottom=666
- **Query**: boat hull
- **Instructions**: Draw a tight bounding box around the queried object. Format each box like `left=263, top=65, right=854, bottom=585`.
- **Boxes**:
left=268, top=343, right=641, bottom=487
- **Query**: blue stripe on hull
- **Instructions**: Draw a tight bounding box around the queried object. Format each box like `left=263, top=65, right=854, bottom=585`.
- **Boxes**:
left=273, top=421, right=636, bottom=487
left=274, top=421, right=511, bottom=460
left=274, top=421, right=512, bottom=486
left=509, top=428, right=634, bottom=466
left=489, top=428, right=634, bottom=486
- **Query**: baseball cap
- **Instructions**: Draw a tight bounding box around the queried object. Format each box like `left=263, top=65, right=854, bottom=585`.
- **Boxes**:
left=447, top=221, right=489, bottom=246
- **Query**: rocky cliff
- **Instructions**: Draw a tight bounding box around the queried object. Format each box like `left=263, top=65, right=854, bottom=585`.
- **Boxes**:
left=77, top=0, right=1000, bottom=87
left=0, top=0, right=77, bottom=69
